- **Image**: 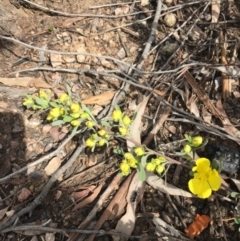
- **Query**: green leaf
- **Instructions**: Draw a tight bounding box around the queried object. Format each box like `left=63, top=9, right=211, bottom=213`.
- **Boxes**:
left=234, top=217, right=240, bottom=224
left=114, top=105, right=120, bottom=111
left=175, top=152, right=187, bottom=156
left=236, top=205, right=240, bottom=212
left=71, top=126, right=78, bottom=136
left=82, top=103, right=97, bottom=122
left=51, top=120, right=65, bottom=126
left=49, top=102, right=59, bottom=108
left=137, top=163, right=146, bottom=181
left=101, top=120, right=111, bottom=127
left=113, top=148, right=124, bottom=155
left=35, top=97, right=48, bottom=107
left=63, top=116, right=74, bottom=122
left=66, top=84, right=72, bottom=99
left=231, top=192, right=240, bottom=198
left=184, top=134, right=192, bottom=143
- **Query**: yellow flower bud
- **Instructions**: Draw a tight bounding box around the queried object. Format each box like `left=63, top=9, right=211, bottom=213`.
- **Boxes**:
left=112, top=109, right=122, bottom=122
left=86, top=120, right=94, bottom=128
left=120, top=161, right=131, bottom=176
left=46, top=114, right=54, bottom=121
left=191, top=136, right=203, bottom=147
left=70, top=103, right=81, bottom=113
left=104, top=133, right=110, bottom=139
left=183, top=144, right=192, bottom=153
left=39, top=89, right=48, bottom=100
left=122, top=115, right=131, bottom=126
left=127, top=158, right=138, bottom=168
left=98, top=129, right=106, bottom=136
left=134, top=146, right=145, bottom=157
left=124, top=152, right=134, bottom=160
left=49, top=107, right=61, bottom=118
left=98, top=139, right=106, bottom=146
left=59, top=93, right=70, bottom=103
left=155, top=157, right=165, bottom=165
left=60, top=108, right=65, bottom=116
left=71, top=119, right=81, bottom=126
left=156, top=164, right=164, bottom=174
left=85, top=138, right=96, bottom=147
left=119, top=126, right=128, bottom=136
left=23, top=98, right=34, bottom=107
left=145, top=162, right=156, bottom=172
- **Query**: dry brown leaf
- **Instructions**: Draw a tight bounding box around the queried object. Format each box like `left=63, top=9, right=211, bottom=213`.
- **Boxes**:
left=0, top=101, right=9, bottom=109
left=0, top=77, right=51, bottom=89
left=211, top=0, right=220, bottom=23
left=231, top=178, right=240, bottom=192
left=129, top=95, right=150, bottom=148
left=18, top=187, right=31, bottom=202
left=146, top=172, right=194, bottom=197
left=50, top=126, right=61, bottom=141
left=113, top=172, right=145, bottom=240
left=82, top=91, right=116, bottom=106
left=215, top=99, right=240, bottom=143
left=45, top=233, right=55, bottom=241
left=44, top=157, right=62, bottom=176
left=72, top=183, right=103, bottom=211
left=71, top=186, right=96, bottom=201
left=0, top=206, right=9, bottom=220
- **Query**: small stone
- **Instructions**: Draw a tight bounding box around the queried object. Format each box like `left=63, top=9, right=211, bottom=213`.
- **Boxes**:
left=116, top=48, right=126, bottom=59
left=76, top=46, right=86, bottom=63
left=163, top=13, right=177, bottom=27
left=50, top=53, right=62, bottom=67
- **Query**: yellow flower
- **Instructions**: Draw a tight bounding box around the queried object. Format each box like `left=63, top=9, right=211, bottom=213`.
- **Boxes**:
left=23, top=98, right=34, bottom=107
left=50, top=108, right=61, bottom=117
left=122, top=115, right=131, bottom=125
left=156, top=164, right=164, bottom=174
left=60, top=108, right=65, bottom=116
left=85, top=138, right=96, bottom=148
left=112, top=109, right=122, bottom=122
left=98, top=139, right=106, bottom=146
left=183, top=144, right=192, bottom=153
left=98, top=129, right=106, bottom=136
left=134, top=146, right=145, bottom=157
left=59, top=93, right=70, bottom=103
left=70, top=103, right=81, bottom=113
left=39, top=89, right=48, bottom=100
left=86, top=120, right=94, bottom=128
left=119, top=126, right=128, bottom=136
left=145, top=162, right=156, bottom=172
left=188, top=158, right=221, bottom=199
left=71, top=119, right=81, bottom=126
left=191, top=136, right=203, bottom=147
left=120, top=161, right=131, bottom=176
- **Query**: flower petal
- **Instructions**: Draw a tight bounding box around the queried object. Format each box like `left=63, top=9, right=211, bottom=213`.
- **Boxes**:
left=207, top=169, right=221, bottom=191
left=188, top=178, right=201, bottom=195
left=189, top=178, right=212, bottom=199
left=195, top=158, right=211, bottom=173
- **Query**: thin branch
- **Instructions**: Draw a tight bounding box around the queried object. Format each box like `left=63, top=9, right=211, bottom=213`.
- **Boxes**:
left=21, top=0, right=152, bottom=18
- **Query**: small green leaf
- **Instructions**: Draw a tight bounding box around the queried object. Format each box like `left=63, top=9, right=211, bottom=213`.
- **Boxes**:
left=234, top=217, right=240, bottom=224
left=236, top=205, right=240, bottom=212
left=113, top=148, right=124, bottom=155
left=231, top=192, right=240, bottom=198
left=35, top=97, right=48, bottom=107
left=82, top=103, right=97, bottom=122
left=114, top=105, right=120, bottom=111
left=137, top=163, right=146, bottom=181
left=49, top=102, right=59, bottom=108
left=51, top=120, right=65, bottom=126
left=175, top=152, right=187, bottom=156
left=101, top=120, right=111, bottom=127
left=63, top=116, right=74, bottom=122
left=184, top=134, right=192, bottom=142
left=66, top=84, right=72, bottom=99
left=71, top=126, right=78, bottom=136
